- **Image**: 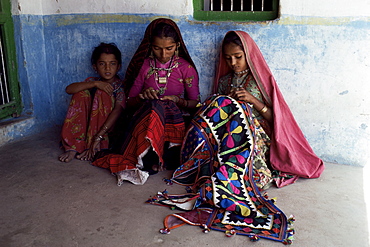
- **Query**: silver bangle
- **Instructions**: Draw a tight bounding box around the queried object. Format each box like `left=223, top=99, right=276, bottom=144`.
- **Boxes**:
left=94, top=135, right=103, bottom=142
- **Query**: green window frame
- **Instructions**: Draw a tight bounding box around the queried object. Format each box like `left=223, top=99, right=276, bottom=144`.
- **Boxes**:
left=0, top=0, right=21, bottom=120
left=193, top=0, right=279, bottom=21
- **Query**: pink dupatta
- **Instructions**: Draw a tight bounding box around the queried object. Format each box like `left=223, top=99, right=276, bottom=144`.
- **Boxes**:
left=214, top=31, right=324, bottom=187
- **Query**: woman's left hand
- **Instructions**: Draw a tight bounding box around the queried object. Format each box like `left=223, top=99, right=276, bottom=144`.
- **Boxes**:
left=229, top=87, right=255, bottom=103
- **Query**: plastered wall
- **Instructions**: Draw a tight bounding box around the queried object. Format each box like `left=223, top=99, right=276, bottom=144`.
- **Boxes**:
left=5, top=0, right=370, bottom=167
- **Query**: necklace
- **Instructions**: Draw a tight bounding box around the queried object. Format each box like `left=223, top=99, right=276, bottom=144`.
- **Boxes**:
left=234, top=68, right=250, bottom=75
left=150, top=56, right=176, bottom=95
left=230, top=71, right=249, bottom=89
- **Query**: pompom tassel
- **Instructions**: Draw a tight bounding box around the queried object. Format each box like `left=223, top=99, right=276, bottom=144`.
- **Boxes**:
left=163, top=178, right=173, bottom=185
left=288, top=215, right=296, bottom=224
left=202, top=224, right=210, bottom=233
left=249, top=234, right=260, bottom=242
left=159, top=228, right=171, bottom=234
left=225, top=230, right=236, bottom=237
left=283, top=235, right=294, bottom=245
left=283, top=215, right=295, bottom=245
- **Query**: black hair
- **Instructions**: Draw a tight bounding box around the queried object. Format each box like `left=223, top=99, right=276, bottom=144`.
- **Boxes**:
left=150, top=23, right=180, bottom=43
left=222, top=32, right=243, bottom=53
left=91, top=42, right=122, bottom=65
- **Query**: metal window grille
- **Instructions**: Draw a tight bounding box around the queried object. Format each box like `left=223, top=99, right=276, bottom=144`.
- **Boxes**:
left=204, top=0, right=273, bottom=12
left=0, top=33, right=11, bottom=107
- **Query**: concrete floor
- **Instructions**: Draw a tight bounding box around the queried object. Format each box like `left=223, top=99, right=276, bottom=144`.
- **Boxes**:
left=0, top=129, right=369, bottom=247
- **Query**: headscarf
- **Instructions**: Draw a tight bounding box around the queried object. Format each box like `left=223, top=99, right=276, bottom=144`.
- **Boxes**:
left=214, top=31, right=324, bottom=187
left=124, top=18, right=198, bottom=95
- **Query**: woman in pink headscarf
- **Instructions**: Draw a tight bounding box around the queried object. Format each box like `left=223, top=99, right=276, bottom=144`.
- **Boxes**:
left=174, top=30, right=324, bottom=189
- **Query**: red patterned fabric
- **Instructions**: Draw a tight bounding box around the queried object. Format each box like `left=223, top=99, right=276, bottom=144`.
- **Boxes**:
left=93, top=100, right=185, bottom=172
left=61, top=77, right=124, bottom=153
left=91, top=154, right=137, bottom=173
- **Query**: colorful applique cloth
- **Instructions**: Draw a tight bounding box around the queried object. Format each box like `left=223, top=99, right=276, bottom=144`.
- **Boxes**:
left=147, top=96, right=294, bottom=244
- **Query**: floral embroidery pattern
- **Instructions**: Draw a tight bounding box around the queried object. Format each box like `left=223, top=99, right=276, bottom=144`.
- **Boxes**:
left=184, top=76, right=194, bottom=88
left=216, top=166, right=241, bottom=194
left=222, top=120, right=243, bottom=148
left=206, top=98, right=232, bottom=122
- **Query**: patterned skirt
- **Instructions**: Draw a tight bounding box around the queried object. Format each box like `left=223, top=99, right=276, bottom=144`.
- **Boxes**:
left=92, top=99, right=185, bottom=185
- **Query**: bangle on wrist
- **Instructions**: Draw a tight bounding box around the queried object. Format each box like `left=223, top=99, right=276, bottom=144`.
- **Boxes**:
left=258, top=105, right=268, bottom=114
left=174, top=95, right=180, bottom=103
left=94, top=135, right=103, bottom=142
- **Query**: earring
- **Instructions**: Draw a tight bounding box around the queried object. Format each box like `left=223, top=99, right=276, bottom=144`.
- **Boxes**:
left=149, top=49, right=154, bottom=58
left=175, top=43, right=180, bottom=57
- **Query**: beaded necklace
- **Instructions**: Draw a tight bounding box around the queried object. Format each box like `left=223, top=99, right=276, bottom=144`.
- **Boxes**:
left=230, top=69, right=250, bottom=89
left=234, top=68, right=250, bottom=75
left=150, top=56, right=177, bottom=95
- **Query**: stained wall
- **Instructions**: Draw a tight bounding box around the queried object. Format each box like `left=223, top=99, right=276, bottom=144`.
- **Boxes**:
left=4, top=0, right=370, bottom=167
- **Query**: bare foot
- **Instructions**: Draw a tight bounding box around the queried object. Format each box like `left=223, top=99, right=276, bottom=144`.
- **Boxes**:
left=149, top=164, right=163, bottom=175
left=59, top=150, right=77, bottom=162
left=152, top=164, right=159, bottom=172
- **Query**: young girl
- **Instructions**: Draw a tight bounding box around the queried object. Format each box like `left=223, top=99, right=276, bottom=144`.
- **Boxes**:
left=58, top=43, right=125, bottom=163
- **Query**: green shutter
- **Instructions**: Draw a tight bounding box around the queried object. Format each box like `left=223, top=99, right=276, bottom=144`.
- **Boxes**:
left=0, top=0, right=21, bottom=120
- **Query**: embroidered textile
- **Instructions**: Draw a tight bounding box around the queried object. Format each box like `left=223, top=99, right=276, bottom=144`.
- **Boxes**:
left=147, top=96, right=294, bottom=243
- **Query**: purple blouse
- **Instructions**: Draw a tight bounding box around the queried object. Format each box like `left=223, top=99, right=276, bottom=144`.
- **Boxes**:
left=128, top=56, right=200, bottom=101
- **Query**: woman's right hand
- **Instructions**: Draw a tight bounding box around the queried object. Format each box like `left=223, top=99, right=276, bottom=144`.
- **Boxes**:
left=95, top=81, right=114, bottom=95
left=229, top=87, right=255, bottom=103
left=139, top=87, right=159, bottom=100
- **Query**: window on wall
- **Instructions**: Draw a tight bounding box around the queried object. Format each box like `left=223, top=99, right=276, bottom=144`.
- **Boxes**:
left=0, top=0, right=21, bottom=120
left=193, top=0, right=279, bottom=21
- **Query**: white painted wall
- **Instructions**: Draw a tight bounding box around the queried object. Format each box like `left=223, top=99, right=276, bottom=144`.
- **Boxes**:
left=12, top=0, right=193, bottom=15
left=282, top=0, right=370, bottom=17
left=13, top=0, right=370, bottom=17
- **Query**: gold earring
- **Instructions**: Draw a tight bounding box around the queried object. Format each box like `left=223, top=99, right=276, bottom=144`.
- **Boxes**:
left=175, top=43, right=180, bottom=57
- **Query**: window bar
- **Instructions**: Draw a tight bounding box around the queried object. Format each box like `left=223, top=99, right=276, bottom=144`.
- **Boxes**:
left=230, top=0, right=233, bottom=11
left=210, top=0, right=213, bottom=11
left=0, top=40, right=10, bottom=105
left=220, top=0, right=223, bottom=11
left=251, top=0, right=254, bottom=11
left=241, top=0, right=244, bottom=11
left=0, top=74, right=4, bottom=105
left=261, top=0, right=264, bottom=11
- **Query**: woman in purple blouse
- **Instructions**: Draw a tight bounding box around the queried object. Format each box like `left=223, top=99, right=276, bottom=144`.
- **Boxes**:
left=92, top=18, right=200, bottom=185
